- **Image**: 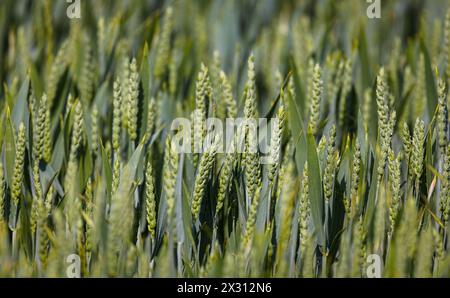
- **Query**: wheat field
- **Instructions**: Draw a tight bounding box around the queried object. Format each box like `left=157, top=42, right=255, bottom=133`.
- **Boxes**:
left=0, top=0, right=450, bottom=278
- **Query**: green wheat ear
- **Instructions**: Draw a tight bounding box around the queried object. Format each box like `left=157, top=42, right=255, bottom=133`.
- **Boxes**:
left=192, top=63, right=211, bottom=166
left=414, top=227, right=434, bottom=277
left=33, top=93, right=47, bottom=161
left=391, top=197, right=418, bottom=277
left=437, top=79, right=448, bottom=150
left=244, top=53, right=257, bottom=120
left=412, top=118, right=425, bottom=191
left=362, top=88, right=372, bottom=137
left=118, top=52, right=130, bottom=129
left=11, top=122, right=26, bottom=206
left=63, top=101, right=84, bottom=229
left=324, top=125, right=338, bottom=202
left=46, top=39, right=69, bottom=107
left=127, top=58, right=139, bottom=141
left=338, top=58, right=352, bottom=127
left=400, top=122, right=412, bottom=161
left=216, top=128, right=241, bottom=216
left=388, top=148, right=402, bottom=237
left=348, top=139, right=361, bottom=217
left=30, top=161, right=43, bottom=235
left=145, top=159, right=157, bottom=239
left=146, top=97, right=156, bottom=138
left=441, top=144, right=450, bottom=225
left=154, top=6, right=173, bottom=79
left=243, top=54, right=261, bottom=200
left=71, top=101, right=84, bottom=158
left=112, top=79, right=122, bottom=151
left=191, top=136, right=219, bottom=221
left=376, top=67, right=390, bottom=181
left=268, top=98, right=285, bottom=186
left=43, top=94, right=52, bottom=163
left=308, top=63, right=323, bottom=135
left=91, top=104, right=99, bottom=153
left=169, top=54, right=178, bottom=97
left=37, top=200, right=50, bottom=267
left=112, top=153, right=121, bottom=196
left=275, top=161, right=298, bottom=276
left=0, top=162, right=5, bottom=222
left=80, top=35, right=95, bottom=105
left=351, top=216, right=367, bottom=277
left=219, top=70, right=237, bottom=119
left=238, top=185, right=263, bottom=277
left=298, top=162, right=310, bottom=252
left=84, top=178, right=93, bottom=254
left=163, top=135, right=179, bottom=232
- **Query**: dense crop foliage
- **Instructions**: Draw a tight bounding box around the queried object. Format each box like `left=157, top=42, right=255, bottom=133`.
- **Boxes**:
left=0, top=0, right=450, bottom=277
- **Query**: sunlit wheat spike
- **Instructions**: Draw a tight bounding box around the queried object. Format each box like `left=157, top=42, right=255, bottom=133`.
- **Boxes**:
left=298, top=162, right=310, bottom=252
left=127, top=58, right=139, bottom=141
left=412, top=118, right=425, bottom=191
left=191, top=136, right=219, bottom=221
left=112, top=79, right=122, bottom=150
left=244, top=53, right=257, bottom=120
left=154, top=6, right=173, bottom=79
left=268, top=100, right=285, bottom=186
left=11, top=122, right=26, bottom=206
left=348, top=139, right=361, bottom=217
left=388, top=149, right=401, bottom=236
left=308, top=63, right=323, bottom=135
left=91, top=104, right=99, bottom=153
left=145, top=159, right=157, bottom=238
left=219, top=70, right=237, bottom=119
left=437, top=79, right=448, bottom=149
left=163, top=136, right=179, bottom=229
left=0, top=162, right=5, bottom=222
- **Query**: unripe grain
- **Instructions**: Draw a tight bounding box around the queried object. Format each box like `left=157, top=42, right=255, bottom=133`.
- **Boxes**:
left=11, top=122, right=26, bottom=206
left=145, top=159, right=157, bottom=238
left=127, top=58, right=139, bottom=141
left=308, top=63, right=323, bottom=135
